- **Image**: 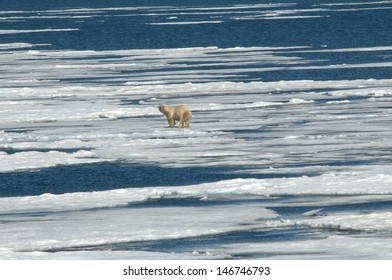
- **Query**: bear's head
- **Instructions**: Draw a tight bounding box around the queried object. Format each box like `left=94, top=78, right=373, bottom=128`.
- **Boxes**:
left=158, top=105, right=166, bottom=113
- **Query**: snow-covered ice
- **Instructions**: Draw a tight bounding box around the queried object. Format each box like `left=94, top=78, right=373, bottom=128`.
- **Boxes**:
left=1, top=1, right=392, bottom=260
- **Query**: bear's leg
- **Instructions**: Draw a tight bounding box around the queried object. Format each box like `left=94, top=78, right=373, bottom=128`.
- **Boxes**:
left=169, top=119, right=174, bottom=128
left=178, top=117, right=184, bottom=128
left=168, top=118, right=175, bottom=128
left=184, top=114, right=191, bottom=128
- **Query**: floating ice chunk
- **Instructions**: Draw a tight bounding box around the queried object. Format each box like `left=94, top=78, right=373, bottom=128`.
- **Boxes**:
left=288, top=98, right=315, bottom=104
left=73, top=150, right=97, bottom=158
left=0, top=150, right=105, bottom=173
left=326, top=100, right=351, bottom=104
left=148, top=21, right=223, bottom=25
left=0, top=43, right=51, bottom=50
left=302, top=208, right=324, bottom=217
left=0, top=28, right=79, bottom=34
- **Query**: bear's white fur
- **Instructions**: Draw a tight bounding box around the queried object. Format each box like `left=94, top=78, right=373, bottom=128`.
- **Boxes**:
left=158, top=105, right=192, bottom=128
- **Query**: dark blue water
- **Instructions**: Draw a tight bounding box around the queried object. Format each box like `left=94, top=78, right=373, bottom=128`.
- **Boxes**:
left=1, top=0, right=392, bottom=51
left=1, top=0, right=391, bottom=82
left=0, top=162, right=319, bottom=197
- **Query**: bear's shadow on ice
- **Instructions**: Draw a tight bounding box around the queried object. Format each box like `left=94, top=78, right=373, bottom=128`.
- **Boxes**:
left=0, top=162, right=311, bottom=197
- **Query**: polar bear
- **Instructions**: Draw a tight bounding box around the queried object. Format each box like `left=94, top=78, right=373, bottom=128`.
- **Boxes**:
left=158, top=105, right=192, bottom=128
